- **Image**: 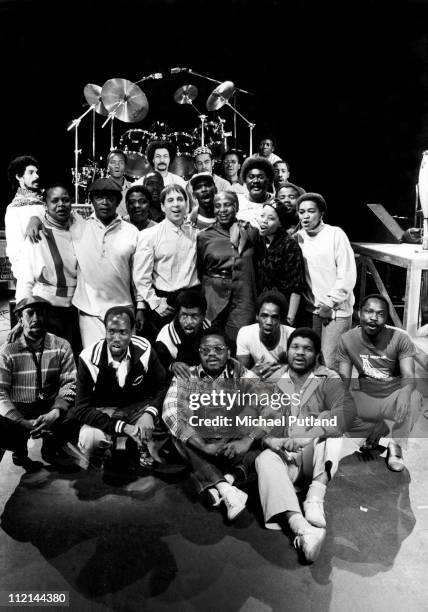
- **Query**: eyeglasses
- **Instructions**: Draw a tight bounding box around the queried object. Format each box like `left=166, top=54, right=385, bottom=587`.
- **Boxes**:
left=198, top=345, right=227, bottom=355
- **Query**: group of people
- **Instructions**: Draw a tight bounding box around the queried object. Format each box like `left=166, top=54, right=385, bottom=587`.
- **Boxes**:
left=0, top=137, right=424, bottom=564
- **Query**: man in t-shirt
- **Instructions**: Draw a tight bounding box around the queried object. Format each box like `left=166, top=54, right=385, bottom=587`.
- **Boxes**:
left=236, top=291, right=294, bottom=380
left=337, top=293, right=423, bottom=472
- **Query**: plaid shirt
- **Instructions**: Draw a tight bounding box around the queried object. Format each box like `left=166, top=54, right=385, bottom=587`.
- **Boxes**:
left=162, top=358, right=279, bottom=443
left=0, top=333, right=76, bottom=422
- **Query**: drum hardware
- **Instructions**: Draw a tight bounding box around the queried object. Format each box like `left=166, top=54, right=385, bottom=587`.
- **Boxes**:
left=168, top=132, right=196, bottom=180
left=206, top=81, right=256, bottom=156
left=83, top=84, right=109, bottom=163
left=173, top=84, right=208, bottom=146
left=119, top=129, right=153, bottom=179
left=149, top=121, right=171, bottom=141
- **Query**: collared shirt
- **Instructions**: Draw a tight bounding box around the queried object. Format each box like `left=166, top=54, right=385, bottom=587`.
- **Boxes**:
left=107, top=346, right=132, bottom=388
left=0, top=332, right=76, bottom=422
left=71, top=213, right=144, bottom=317
left=137, top=217, right=199, bottom=310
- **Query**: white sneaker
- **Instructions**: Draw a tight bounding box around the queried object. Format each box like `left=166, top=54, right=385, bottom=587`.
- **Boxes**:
left=294, top=525, right=326, bottom=563
left=303, top=499, right=326, bottom=528
left=222, top=486, right=248, bottom=521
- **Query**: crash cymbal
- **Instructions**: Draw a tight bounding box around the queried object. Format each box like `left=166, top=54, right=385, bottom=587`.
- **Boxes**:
left=206, top=80, right=236, bottom=112
left=101, top=78, right=149, bottom=123
left=83, top=83, right=108, bottom=116
left=173, top=84, right=198, bottom=105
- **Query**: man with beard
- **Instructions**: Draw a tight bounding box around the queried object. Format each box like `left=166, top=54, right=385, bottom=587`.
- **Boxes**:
left=255, top=327, right=355, bottom=563
left=0, top=296, right=76, bottom=471
left=141, top=140, right=186, bottom=190
left=236, top=291, right=294, bottom=380
left=188, top=172, right=217, bottom=229
left=106, top=149, right=133, bottom=217
left=5, top=155, right=45, bottom=278
left=337, top=294, right=423, bottom=472
left=155, top=289, right=210, bottom=378
left=237, top=157, right=275, bottom=228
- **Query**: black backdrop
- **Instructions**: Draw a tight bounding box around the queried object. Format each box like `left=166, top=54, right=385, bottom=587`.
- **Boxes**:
left=2, top=0, right=428, bottom=239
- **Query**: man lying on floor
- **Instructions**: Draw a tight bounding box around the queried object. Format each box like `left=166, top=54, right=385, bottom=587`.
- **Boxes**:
left=163, top=326, right=278, bottom=521
left=255, top=327, right=356, bottom=563
left=65, top=306, right=167, bottom=471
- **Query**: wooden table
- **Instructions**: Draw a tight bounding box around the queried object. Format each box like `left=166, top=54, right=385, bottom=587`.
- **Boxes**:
left=352, top=242, right=428, bottom=336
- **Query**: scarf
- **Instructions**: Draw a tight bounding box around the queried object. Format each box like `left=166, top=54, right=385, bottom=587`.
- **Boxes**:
left=10, top=187, right=44, bottom=208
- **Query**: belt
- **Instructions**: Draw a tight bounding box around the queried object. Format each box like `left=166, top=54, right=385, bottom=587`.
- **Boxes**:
left=206, top=270, right=232, bottom=279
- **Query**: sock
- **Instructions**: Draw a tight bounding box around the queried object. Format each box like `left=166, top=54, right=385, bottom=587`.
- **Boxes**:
left=306, top=481, right=327, bottom=503
left=288, top=512, right=311, bottom=534
left=216, top=481, right=234, bottom=497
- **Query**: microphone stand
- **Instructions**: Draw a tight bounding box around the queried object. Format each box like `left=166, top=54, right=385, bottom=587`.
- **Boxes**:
left=67, top=103, right=96, bottom=203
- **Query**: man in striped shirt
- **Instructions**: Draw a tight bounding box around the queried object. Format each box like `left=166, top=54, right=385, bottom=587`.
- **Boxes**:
left=0, top=296, right=76, bottom=472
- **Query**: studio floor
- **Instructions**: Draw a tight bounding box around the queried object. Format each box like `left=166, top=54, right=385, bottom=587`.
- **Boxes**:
left=1, top=291, right=428, bottom=612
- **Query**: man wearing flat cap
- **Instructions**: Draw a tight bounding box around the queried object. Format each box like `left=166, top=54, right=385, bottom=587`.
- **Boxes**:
left=0, top=296, right=76, bottom=471
left=71, top=178, right=147, bottom=347
left=236, top=157, right=275, bottom=228
left=135, top=140, right=186, bottom=190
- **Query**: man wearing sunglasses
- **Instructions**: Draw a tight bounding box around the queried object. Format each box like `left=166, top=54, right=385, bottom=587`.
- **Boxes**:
left=163, top=327, right=277, bottom=521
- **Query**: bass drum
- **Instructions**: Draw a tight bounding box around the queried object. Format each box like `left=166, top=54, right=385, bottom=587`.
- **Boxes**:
left=169, top=132, right=195, bottom=180
left=120, top=129, right=152, bottom=179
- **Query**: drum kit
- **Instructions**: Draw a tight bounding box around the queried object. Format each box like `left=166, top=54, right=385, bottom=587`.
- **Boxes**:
left=67, top=70, right=255, bottom=202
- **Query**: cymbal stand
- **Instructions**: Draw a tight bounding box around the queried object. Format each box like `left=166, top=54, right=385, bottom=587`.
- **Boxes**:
left=102, top=105, right=122, bottom=149
left=67, top=103, right=96, bottom=203
left=220, top=100, right=255, bottom=156
left=183, top=99, right=207, bottom=146
left=188, top=69, right=254, bottom=95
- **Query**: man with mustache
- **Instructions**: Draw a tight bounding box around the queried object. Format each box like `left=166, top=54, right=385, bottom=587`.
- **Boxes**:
left=0, top=296, right=76, bottom=472
left=138, top=140, right=186, bottom=190
left=5, top=155, right=45, bottom=278
left=337, top=294, right=423, bottom=472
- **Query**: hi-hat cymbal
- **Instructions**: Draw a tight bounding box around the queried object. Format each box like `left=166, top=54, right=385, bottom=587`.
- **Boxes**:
left=206, top=80, right=236, bottom=112
left=101, top=78, right=149, bottom=123
left=83, top=83, right=109, bottom=116
left=173, top=84, right=198, bottom=105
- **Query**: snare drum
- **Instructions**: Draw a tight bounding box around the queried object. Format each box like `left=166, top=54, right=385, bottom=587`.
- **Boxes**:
left=120, top=129, right=152, bottom=179
left=169, top=132, right=195, bottom=180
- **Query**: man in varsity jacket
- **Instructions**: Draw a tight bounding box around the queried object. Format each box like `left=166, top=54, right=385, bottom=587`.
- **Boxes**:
left=68, top=306, right=167, bottom=469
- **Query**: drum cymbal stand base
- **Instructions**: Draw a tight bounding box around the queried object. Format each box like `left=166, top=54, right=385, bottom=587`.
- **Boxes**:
left=67, top=103, right=95, bottom=203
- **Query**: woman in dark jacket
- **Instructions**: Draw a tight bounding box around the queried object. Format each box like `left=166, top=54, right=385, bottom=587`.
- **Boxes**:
left=197, top=190, right=256, bottom=347
left=254, top=201, right=306, bottom=327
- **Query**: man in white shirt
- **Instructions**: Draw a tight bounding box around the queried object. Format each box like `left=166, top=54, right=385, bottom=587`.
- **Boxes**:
left=237, top=291, right=294, bottom=380
left=252, top=138, right=282, bottom=165
left=137, top=184, right=199, bottom=340
left=71, top=178, right=146, bottom=348
left=137, top=140, right=186, bottom=190
left=5, top=155, right=45, bottom=278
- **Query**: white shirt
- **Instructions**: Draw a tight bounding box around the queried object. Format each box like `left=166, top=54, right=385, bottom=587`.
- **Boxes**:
left=5, top=202, right=45, bottom=277
left=236, top=323, right=295, bottom=364
left=107, top=346, right=131, bottom=388
left=137, top=218, right=199, bottom=310
left=236, top=193, right=274, bottom=228
left=252, top=152, right=282, bottom=165
left=72, top=214, right=144, bottom=317
left=296, top=223, right=356, bottom=317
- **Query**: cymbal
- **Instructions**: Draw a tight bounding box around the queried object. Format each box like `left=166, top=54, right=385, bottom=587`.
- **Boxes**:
left=173, top=84, right=198, bottom=105
left=83, top=83, right=108, bottom=116
left=206, top=80, right=236, bottom=111
left=101, top=78, right=149, bottom=123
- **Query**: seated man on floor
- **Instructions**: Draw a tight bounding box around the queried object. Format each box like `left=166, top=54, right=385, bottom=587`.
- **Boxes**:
left=337, top=293, right=423, bottom=472
left=67, top=306, right=167, bottom=470
left=255, top=327, right=355, bottom=563
left=163, top=327, right=277, bottom=521
left=0, top=297, right=76, bottom=472
left=155, top=288, right=210, bottom=379
left=236, top=291, right=295, bottom=380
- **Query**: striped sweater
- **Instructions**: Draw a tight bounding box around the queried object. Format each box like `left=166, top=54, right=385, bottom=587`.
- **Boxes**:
left=0, top=333, right=76, bottom=422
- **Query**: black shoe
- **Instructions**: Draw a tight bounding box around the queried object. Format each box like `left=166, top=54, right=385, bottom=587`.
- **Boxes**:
left=12, top=454, right=44, bottom=473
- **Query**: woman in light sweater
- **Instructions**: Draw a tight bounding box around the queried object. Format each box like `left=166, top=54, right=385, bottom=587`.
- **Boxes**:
left=295, top=193, right=356, bottom=369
